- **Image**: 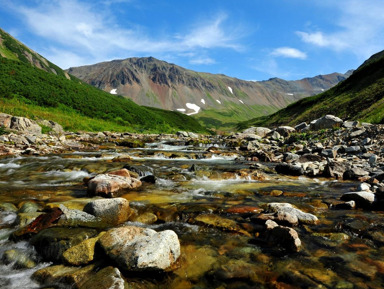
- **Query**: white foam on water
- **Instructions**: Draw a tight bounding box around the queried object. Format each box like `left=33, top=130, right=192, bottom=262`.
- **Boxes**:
left=0, top=163, right=21, bottom=169
left=45, top=170, right=91, bottom=180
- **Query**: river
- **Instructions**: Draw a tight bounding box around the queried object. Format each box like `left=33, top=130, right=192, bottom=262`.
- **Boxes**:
left=0, top=139, right=383, bottom=288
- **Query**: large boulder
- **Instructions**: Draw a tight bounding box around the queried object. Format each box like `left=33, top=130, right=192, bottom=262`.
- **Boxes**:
left=10, top=116, right=42, bottom=135
left=83, top=198, right=133, bottom=226
left=87, top=169, right=142, bottom=197
left=310, top=115, right=343, bottom=130
left=98, top=226, right=180, bottom=271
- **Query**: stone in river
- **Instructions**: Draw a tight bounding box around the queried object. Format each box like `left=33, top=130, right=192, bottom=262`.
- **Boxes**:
left=98, top=226, right=180, bottom=271
left=32, top=264, right=95, bottom=289
left=2, top=249, right=36, bottom=269
left=194, top=214, right=251, bottom=236
left=275, top=163, right=304, bottom=176
left=87, top=168, right=142, bottom=197
left=11, top=207, right=63, bottom=240
left=58, top=205, right=102, bottom=228
left=265, top=220, right=302, bottom=252
left=30, top=227, right=98, bottom=262
left=83, top=197, right=133, bottom=226
left=265, top=203, right=318, bottom=225
left=340, top=191, right=375, bottom=209
left=63, top=232, right=105, bottom=266
left=79, top=266, right=127, bottom=289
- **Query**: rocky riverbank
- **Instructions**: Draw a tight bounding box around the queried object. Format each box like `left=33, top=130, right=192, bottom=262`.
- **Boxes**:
left=1, top=113, right=384, bottom=288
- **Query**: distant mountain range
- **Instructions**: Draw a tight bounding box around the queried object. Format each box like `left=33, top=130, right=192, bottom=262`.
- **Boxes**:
left=237, top=49, right=384, bottom=129
left=67, top=58, right=352, bottom=130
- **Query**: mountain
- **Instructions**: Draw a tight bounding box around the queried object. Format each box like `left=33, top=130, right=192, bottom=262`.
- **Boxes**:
left=0, top=28, right=71, bottom=79
left=66, top=57, right=350, bottom=130
left=0, top=28, right=207, bottom=133
left=237, top=50, right=384, bottom=130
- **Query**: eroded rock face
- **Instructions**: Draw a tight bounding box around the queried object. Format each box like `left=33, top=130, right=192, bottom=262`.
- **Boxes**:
left=87, top=169, right=142, bottom=197
left=98, top=226, right=180, bottom=271
left=10, top=116, right=42, bottom=135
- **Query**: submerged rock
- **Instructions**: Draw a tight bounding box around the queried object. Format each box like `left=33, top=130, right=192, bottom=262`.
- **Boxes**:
left=99, top=226, right=180, bottom=271
left=87, top=169, right=142, bottom=197
left=32, top=264, right=95, bottom=289
left=30, top=227, right=98, bottom=262
left=2, top=249, right=36, bottom=269
left=265, top=220, right=302, bottom=252
left=79, top=266, right=127, bottom=289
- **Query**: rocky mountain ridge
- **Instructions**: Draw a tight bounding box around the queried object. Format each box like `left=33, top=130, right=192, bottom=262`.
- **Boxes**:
left=67, top=57, right=351, bottom=129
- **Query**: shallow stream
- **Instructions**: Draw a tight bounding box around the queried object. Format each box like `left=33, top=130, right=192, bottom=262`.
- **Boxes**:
left=0, top=140, right=383, bottom=288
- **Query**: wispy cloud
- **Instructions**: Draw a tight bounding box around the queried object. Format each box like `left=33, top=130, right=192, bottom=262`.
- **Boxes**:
left=189, top=56, right=216, bottom=65
left=271, top=47, right=307, bottom=59
left=297, top=0, right=384, bottom=59
left=5, top=0, right=244, bottom=68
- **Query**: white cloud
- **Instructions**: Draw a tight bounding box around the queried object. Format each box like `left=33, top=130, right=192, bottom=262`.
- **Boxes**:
left=271, top=47, right=307, bottom=59
left=7, top=0, right=244, bottom=68
left=189, top=57, right=216, bottom=65
left=180, top=13, right=242, bottom=51
left=297, top=0, right=384, bottom=59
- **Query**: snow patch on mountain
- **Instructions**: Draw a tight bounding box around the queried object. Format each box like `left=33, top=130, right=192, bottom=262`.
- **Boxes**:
left=110, top=89, right=117, bottom=94
left=216, top=100, right=221, bottom=104
left=186, top=103, right=201, bottom=115
left=228, top=86, right=233, bottom=94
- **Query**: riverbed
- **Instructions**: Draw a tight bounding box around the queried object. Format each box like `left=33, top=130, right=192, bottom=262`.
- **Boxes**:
left=0, top=139, right=383, bottom=288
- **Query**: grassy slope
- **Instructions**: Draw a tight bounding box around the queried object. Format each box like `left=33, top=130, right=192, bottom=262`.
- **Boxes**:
left=237, top=50, right=384, bottom=130
left=0, top=57, right=208, bottom=133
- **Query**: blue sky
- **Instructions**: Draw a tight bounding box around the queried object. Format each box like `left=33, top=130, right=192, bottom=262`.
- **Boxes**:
left=1, top=0, right=384, bottom=81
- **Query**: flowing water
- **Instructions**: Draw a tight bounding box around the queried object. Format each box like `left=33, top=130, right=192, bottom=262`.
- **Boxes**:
left=0, top=140, right=384, bottom=288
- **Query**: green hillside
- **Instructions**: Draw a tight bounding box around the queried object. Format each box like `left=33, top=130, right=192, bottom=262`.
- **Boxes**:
left=0, top=57, right=208, bottom=133
left=237, top=50, right=384, bottom=130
